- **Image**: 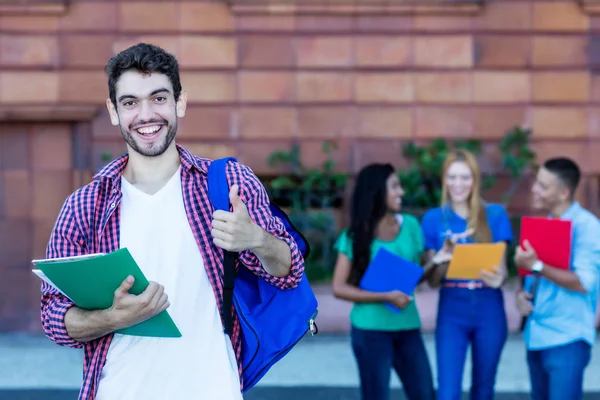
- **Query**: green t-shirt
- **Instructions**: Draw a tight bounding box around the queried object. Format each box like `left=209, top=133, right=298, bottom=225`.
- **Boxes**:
left=334, top=213, right=424, bottom=331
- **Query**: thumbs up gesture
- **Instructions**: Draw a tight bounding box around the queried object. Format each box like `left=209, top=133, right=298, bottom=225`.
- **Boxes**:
left=211, top=184, right=263, bottom=252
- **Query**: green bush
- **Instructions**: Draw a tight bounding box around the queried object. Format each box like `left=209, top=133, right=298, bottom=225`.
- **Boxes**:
left=265, top=141, right=348, bottom=283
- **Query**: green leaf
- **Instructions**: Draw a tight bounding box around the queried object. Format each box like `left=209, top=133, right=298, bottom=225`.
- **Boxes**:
left=270, top=176, right=296, bottom=189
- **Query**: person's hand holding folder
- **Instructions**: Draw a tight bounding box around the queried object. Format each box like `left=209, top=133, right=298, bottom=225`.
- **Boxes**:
left=32, top=249, right=181, bottom=339
left=446, top=242, right=506, bottom=282
left=386, top=291, right=413, bottom=310
left=105, top=275, right=170, bottom=332
left=514, top=240, right=539, bottom=272
left=359, top=248, right=423, bottom=313
left=479, top=267, right=505, bottom=288
left=516, top=217, right=572, bottom=275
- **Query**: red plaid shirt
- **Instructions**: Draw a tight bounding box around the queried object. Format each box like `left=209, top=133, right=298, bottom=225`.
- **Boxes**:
left=40, top=144, right=305, bottom=400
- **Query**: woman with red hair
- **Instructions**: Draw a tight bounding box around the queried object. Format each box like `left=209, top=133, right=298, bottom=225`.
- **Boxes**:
left=421, top=149, right=513, bottom=400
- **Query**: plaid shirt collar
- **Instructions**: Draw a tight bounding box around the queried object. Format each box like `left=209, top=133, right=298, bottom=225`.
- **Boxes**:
left=93, top=143, right=208, bottom=187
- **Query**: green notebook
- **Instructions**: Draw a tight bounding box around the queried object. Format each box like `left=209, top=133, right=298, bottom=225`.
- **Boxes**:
left=32, top=248, right=182, bottom=338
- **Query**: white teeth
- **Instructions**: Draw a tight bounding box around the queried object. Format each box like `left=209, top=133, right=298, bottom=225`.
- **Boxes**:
left=137, top=126, right=161, bottom=135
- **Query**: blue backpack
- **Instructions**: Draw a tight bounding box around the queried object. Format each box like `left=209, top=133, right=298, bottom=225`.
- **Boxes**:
left=207, top=157, right=319, bottom=393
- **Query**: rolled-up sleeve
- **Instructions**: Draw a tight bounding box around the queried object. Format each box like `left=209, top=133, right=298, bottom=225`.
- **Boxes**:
left=226, top=162, right=305, bottom=290
left=40, top=196, right=87, bottom=348
left=572, top=220, right=600, bottom=293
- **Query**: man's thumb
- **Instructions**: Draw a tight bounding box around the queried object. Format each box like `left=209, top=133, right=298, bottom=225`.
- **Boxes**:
left=115, top=275, right=134, bottom=298
left=229, top=184, right=242, bottom=210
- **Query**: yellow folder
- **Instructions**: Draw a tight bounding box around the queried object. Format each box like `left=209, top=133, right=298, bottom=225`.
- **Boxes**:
left=446, top=242, right=506, bottom=280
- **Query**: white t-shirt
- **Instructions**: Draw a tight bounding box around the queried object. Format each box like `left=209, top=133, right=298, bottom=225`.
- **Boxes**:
left=95, top=167, right=242, bottom=400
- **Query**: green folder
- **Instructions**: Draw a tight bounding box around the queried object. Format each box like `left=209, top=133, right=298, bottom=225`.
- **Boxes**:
left=32, top=248, right=182, bottom=338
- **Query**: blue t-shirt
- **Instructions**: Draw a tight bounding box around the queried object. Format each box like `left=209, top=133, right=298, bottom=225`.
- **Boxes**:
left=420, top=203, right=513, bottom=281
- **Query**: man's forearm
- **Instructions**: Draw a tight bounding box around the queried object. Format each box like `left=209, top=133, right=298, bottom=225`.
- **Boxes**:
left=251, top=227, right=292, bottom=277
left=541, top=264, right=587, bottom=293
left=64, top=307, right=116, bottom=343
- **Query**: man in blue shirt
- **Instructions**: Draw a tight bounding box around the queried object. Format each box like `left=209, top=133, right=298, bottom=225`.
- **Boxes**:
left=515, top=157, right=600, bottom=400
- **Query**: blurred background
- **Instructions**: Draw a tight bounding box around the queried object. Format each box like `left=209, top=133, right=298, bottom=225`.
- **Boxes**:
left=1, top=0, right=600, bottom=399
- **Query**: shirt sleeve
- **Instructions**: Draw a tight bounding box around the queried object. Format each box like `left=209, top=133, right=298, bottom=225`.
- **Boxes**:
left=489, top=204, right=514, bottom=244
left=420, top=209, right=439, bottom=251
left=571, top=219, right=600, bottom=293
left=334, top=230, right=352, bottom=260
left=227, top=161, right=305, bottom=290
left=41, top=195, right=86, bottom=349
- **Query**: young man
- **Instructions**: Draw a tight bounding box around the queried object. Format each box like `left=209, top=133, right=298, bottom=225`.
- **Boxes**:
left=40, top=43, right=305, bottom=400
left=515, top=157, right=600, bottom=400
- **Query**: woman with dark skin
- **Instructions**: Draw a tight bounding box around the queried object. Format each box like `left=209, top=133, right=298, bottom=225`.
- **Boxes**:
left=331, top=163, right=447, bottom=400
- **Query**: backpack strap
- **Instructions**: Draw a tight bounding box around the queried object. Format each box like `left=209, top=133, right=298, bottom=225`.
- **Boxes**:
left=207, top=157, right=238, bottom=336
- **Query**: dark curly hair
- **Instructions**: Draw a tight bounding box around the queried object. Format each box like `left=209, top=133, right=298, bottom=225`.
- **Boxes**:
left=104, top=43, right=182, bottom=107
left=347, top=163, right=395, bottom=286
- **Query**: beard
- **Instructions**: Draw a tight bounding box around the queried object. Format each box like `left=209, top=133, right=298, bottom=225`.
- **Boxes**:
left=120, top=118, right=177, bottom=158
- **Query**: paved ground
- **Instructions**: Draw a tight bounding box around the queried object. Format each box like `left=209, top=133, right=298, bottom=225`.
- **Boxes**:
left=2, top=332, right=599, bottom=399
left=3, top=389, right=600, bottom=400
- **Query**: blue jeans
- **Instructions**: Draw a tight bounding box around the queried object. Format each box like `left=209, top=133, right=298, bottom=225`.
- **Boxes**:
left=351, top=326, right=436, bottom=400
left=527, top=340, right=591, bottom=400
left=435, top=286, right=508, bottom=400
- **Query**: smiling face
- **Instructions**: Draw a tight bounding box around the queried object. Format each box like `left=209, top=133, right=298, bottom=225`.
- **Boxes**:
left=445, top=161, right=474, bottom=204
left=531, top=167, right=568, bottom=211
left=385, top=173, right=404, bottom=212
left=106, top=70, right=187, bottom=158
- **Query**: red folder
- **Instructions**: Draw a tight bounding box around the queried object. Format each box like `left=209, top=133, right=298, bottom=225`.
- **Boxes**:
left=518, top=217, right=572, bottom=276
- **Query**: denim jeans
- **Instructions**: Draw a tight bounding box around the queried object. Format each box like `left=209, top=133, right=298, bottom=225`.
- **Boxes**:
left=527, top=340, right=591, bottom=400
left=435, top=286, right=508, bottom=400
left=351, top=326, right=436, bottom=400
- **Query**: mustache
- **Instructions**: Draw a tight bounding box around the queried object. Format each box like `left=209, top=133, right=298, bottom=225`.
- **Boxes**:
left=130, top=119, right=168, bottom=130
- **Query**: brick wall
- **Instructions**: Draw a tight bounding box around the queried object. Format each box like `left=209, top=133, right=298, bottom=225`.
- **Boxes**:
left=2, top=1, right=600, bottom=207
left=1, top=0, right=600, bottom=331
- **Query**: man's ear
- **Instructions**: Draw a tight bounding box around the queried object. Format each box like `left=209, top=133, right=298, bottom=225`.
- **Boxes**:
left=106, top=98, right=119, bottom=126
left=176, top=90, right=188, bottom=118
left=558, top=182, right=572, bottom=202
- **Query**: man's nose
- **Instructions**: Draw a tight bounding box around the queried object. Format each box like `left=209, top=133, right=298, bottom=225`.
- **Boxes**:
left=138, top=101, right=155, bottom=120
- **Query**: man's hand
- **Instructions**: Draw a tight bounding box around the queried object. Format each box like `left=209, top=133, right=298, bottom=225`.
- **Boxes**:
left=479, top=267, right=505, bottom=288
left=106, top=276, right=170, bottom=331
left=385, top=290, right=413, bottom=309
left=516, top=290, right=534, bottom=317
left=515, top=240, right=538, bottom=271
left=211, top=184, right=263, bottom=252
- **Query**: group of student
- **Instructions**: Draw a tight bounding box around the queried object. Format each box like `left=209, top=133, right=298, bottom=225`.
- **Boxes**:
left=332, top=149, right=600, bottom=400
left=37, top=42, right=597, bottom=400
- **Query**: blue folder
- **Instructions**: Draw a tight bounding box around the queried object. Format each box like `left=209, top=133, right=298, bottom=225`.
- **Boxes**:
left=359, top=247, right=424, bottom=313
